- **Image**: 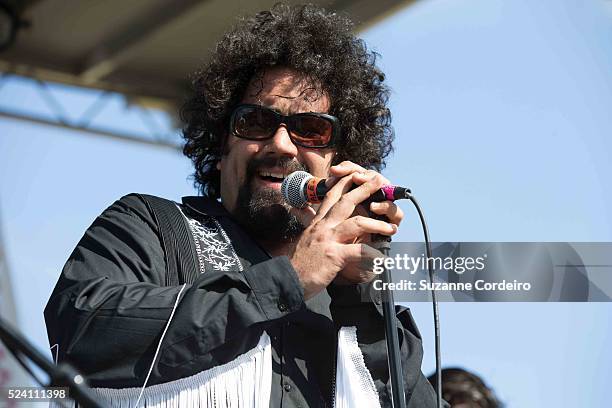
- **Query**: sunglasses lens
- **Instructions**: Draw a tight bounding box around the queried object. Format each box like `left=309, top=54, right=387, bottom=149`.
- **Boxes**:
left=232, top=105, right=335, bottom=147
left=233, top=107, right=278, bottom=139
left=290, top=116, right=333, bottom=147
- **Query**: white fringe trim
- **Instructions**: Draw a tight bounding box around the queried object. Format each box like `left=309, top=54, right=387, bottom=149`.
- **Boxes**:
left=52, top=327, right=381, bottom=408
left=334, top=326, right=381, bottom=408
left=54, top=332, right=271, bottom=408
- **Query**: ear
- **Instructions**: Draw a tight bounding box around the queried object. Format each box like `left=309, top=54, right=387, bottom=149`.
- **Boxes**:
left=216, top=160, right=221, bottom=171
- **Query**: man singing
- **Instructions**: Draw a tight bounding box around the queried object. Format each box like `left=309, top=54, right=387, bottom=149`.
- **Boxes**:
left=45, top=4, right=439, bottom=407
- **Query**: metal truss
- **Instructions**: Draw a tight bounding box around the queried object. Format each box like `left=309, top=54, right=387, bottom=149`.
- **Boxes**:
left=0, top=73, right=182, bottom=152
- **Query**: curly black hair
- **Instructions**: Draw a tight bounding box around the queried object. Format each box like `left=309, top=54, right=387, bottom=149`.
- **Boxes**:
left=428, top=368, right=501, bottom=408
left=181, top=3, right=393, bottom=198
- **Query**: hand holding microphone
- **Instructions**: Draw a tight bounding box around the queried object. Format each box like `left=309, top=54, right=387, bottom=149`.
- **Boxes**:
left=284, top=163, right=436, bottom=408
left=282, top=161, right=406, bottom=299
left=281, top=170, right=411, bottom=208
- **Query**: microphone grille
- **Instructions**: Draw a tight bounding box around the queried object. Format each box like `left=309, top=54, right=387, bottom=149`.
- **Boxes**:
left=281, top=171, right=312, bottom=208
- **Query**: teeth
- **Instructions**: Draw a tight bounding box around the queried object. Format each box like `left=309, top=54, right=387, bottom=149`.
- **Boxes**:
left=259, top=171, right=286, bottom=179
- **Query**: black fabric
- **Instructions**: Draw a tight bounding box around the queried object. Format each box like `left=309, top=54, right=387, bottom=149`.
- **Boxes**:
left=137, top=193, right=200, bottom=286
left=44, top=194, right=442, bottom=407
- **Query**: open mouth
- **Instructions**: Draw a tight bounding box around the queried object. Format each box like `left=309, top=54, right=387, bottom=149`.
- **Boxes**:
left=256, top=170, right=288, bottom=186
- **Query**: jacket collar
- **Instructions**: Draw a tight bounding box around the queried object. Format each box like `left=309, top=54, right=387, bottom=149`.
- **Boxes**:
left=181, top=196, right=229, bottom=217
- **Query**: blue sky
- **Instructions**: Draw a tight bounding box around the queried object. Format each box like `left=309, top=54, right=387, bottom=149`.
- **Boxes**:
left=1, top=0, right=611, bottom=406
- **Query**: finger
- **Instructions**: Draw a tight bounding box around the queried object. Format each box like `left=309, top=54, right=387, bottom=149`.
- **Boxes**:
left=351, top=170, right=391, bottom=186
left=340, top=243, right=368, bottom=264
left=329, top=161, right=367, bottom=177
left=369, top=201, right=404, bottom=226
left=324, top=173, right=387, bottom=224
left=324, top=176, right=339, bottom=188
left=336, top=269, right=376, bottom=284
left=311, top=174, right=355, bottom=224
left=289, top=205, right=317, bottom=227
left=342, top=243, right=384, bottom=266
left=317, top=169, right=382, bottom=223
left=334, top=215, right=397, bottom=242
left=337, top=243, right=384, bottom=283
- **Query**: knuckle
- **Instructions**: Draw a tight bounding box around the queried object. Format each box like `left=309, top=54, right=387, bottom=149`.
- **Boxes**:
left=309, top=223, right=325, bottom=237
left=372, top=173, right=385, bottom=185
left=324, top=245, right=342, bottom=262
left=323, top=190, right=339, bottom=202
left=311, top=214, right=324, bottom=224
left=311, top=234, right=325, bottom=247
left=354, top=215, right=367, bottom=228
left=338, top=175, right=353, bottom=187
left=363, top=171, right=382, bottom=186
left=337, top=195, right=351, bottom=207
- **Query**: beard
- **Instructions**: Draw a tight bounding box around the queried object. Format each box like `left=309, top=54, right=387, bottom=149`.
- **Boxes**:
left=232, top=156, right=308, bottom=244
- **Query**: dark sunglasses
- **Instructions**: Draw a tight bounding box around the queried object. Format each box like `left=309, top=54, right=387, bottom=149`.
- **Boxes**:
left=229, top=104, right=339, bottom=148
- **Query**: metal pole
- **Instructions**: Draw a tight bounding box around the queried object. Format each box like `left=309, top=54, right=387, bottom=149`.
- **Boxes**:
left=378, top=240, right=407, bottom=408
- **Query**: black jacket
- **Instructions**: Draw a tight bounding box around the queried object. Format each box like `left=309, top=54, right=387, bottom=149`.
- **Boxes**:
left=44, top=194, right=439, bottom=407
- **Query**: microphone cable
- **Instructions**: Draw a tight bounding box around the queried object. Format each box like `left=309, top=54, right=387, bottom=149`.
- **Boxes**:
left=406, top=194, right=442, bottom=408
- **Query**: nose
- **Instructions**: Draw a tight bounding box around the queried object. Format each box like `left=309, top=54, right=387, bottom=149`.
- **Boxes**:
left=264, top=124, right=299, bottom=157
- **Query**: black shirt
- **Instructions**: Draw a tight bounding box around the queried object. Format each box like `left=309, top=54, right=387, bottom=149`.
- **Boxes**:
left=44, top=194, right=441, bottom=407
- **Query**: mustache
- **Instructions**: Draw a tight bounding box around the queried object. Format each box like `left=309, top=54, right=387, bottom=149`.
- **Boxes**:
left=246, top=157, right=309, bottom=180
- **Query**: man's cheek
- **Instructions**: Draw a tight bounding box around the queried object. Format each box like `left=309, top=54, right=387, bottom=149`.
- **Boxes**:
left=300, top=149, right=335, bottom=177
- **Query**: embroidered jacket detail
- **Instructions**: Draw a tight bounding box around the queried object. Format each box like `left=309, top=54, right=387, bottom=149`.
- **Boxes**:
left=177, top=204, right=242, bottom=273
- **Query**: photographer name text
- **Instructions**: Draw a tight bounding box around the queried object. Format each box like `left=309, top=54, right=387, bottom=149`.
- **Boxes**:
left=372, top=254, right=532, bottom=292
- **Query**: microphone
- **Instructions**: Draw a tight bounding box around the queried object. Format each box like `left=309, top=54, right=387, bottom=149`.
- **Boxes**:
left=281, top=170, right=411, bottom=208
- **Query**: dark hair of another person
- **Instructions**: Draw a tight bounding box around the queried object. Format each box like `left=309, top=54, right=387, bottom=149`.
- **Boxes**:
left=428, top=368, right=501, bottom=408
left=181, top=3, right=393, bottom=197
